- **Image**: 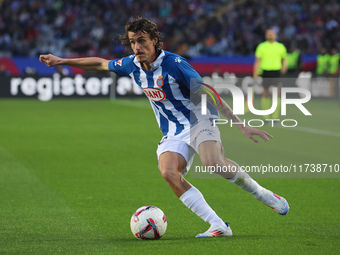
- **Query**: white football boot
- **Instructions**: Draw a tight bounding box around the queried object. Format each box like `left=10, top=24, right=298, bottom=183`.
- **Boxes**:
left=255, top=188, right=290, bottom=215
left=195, top=222, right=232, bottom=238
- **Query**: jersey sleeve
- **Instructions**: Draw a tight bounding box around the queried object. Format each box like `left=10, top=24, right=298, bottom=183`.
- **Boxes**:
left=255, top=44, right=263, bottom=58
left=172, top=56, right=203, bottom=93
left=281, top=45, right=287, bottom=58
left=108, top=56, right=133, bottom=76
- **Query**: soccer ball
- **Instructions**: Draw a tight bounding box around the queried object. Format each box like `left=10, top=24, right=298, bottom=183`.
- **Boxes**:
left=130, top=205, right=167, bottom=240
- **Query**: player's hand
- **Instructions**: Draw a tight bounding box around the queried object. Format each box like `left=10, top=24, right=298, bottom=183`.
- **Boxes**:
left=240, top=126, right=273, bottom=143
left=39, top=54, right=62, bottom=67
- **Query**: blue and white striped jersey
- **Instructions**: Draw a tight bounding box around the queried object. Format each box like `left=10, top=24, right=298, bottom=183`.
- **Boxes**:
left=108, top=50, right=218, bottom=136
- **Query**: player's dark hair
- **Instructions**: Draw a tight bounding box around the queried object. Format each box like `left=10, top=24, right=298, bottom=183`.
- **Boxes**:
left=120, top=16, right=163, bottom=53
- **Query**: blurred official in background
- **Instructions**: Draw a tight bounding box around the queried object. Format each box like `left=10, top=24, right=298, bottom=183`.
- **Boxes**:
left=286, top=45, right=302, bottom=76
left=316, top=48, right=329, bottom=76
left=253, top=29, right=287, bottom=120
left=328, top=48, right=340, bottom=76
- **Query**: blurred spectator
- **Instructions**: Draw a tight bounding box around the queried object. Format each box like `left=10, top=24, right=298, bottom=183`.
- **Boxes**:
left=286, top=45, right=302, bottom=75
left=0, top=0, right=340, bottom=58
left=328, top=48, right=340, bottom=75
left=55, top=65, right=69, bottom=76
left=327, top=48, right=339, bottom=97
left=316, top=47, right=330, bottom=76
left=24, top=66, right=37, bottom=76
left=0, top=63, right=10, bottom=76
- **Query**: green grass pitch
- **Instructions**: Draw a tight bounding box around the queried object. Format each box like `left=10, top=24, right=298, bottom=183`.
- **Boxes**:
left=0, top=97, right=339, bottom=255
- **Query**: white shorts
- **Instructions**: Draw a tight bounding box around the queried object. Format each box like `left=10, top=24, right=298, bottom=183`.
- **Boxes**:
left=156, top=118, right=223, bottom=176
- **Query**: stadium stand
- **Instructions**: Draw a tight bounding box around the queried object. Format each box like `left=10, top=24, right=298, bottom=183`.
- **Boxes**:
left=0, top=0, right=340, bottom=59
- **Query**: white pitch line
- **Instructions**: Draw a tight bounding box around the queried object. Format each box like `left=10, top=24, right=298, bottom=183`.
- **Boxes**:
left=284, top=126, right=340, bottom=138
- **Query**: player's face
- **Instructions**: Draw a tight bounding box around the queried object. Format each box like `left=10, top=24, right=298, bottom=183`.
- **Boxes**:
left=128, top=31, right=157, bottom=65
left=265, top=30, right=276, bottom=42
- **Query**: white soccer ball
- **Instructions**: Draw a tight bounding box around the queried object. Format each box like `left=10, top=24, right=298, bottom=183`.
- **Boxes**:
left=130, top=205, right=167, bottom=240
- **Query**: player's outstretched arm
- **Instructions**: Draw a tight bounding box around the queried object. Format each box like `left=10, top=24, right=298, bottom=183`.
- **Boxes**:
left=281, top=57, right=288, bottom=74
left=200, top=84, right=273, bottom=143
left=39, top=54, right=110, bottom=71
left=253, top=57, right=261, bottom=79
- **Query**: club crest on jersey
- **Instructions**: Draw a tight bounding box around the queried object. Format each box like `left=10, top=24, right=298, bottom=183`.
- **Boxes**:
left=143, top=88, right=166, bottom=102
left=156, top=76, right=164, bottom=87
left=115, top=58, right=123, bottom=66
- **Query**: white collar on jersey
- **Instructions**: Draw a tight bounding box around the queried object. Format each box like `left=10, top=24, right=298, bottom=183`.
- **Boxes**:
left=133, top=50, right=165, bottom=70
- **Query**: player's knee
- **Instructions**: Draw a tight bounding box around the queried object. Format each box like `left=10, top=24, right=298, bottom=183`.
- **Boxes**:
left=159, top=167, right=180, bottom=184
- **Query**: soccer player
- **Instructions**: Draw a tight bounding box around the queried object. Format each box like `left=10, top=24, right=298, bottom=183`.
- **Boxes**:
left=253, top=29, right=287, bottom=120
left=40, top=17, right=289, bottom=238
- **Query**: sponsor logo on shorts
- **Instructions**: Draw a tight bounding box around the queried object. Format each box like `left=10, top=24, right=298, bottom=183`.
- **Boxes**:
left=143, top=88, right=166, bottom=102
left=194, top=128, right=215, bottom=140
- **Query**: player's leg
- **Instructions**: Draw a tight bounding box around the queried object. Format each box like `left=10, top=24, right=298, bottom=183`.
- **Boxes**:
left=263, top=71, right=282, bottom=120
left=158, top=151, right=191, bottom=198
left=157, top=139, right=231, bottom=237
left=261, top=75, right=271, bottom=119
left=199, top=140, right=261, bottom=192
left=198, top=140, right=290, bottom=215
left=272, top=84, right=281, bottom=119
